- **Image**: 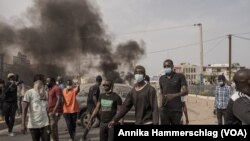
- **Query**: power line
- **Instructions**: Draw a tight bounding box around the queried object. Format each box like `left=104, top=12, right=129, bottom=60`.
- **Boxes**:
left=147, top=35, right=225, bottom=54
left=146, top=31, right=250, bottom=55
left=205, top=38, right=226, bottom=55
left=115, top=24, right=193, bottom=36
left=232, top=35, right=250, bottom=41
left=148, top=42, right=198, bottom=54
left=233, top=31, right=250, bottom=35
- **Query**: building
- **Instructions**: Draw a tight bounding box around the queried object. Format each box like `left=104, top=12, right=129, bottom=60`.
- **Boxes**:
left=204, top=63, right=245, bottom=84
left=175, top=63, right=200, bottom=85
left=0, top=52, right=34, bottom=84
left=156, top=62, right=246, bottom=86
left=13, top=52, right=30, bottom=66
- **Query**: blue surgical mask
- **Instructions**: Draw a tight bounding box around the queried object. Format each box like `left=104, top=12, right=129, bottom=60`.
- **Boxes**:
left=134, top=74, right=144, bottom=83
left=165, top=67, right=172, bottom=74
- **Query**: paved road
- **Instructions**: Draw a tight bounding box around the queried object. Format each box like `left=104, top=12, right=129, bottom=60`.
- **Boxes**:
left=186, top=94, right=217, bottom=125
left=0, top=118, right=99, bottom=141
left=0, top=94, right=217, bottom=141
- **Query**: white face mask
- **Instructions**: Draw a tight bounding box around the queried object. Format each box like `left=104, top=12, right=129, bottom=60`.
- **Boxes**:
left=218, top=82, right=224, bottom=86
left=67, top=85, right=72, bottom=90
left=134, top=74, right=144, bottom=83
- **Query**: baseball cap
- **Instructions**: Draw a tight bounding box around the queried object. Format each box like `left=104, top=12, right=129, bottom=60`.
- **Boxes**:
left=7, top=73, right=15, bottom=79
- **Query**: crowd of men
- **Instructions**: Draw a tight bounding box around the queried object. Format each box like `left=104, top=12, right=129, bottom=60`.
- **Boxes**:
left=0, top=59, right=250, bottom=141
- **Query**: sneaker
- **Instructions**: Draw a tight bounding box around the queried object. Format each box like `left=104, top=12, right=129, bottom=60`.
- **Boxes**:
left=8, top=132, right=15, bottom=137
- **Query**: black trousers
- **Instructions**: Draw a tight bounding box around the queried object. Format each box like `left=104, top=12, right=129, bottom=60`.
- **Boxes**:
left=0, top=102, right=3, bottom=116
left=160, top=110, right=182, bottom=125
left=100, top=122, right=114, bottom=141
left=3, top=102, right=17, bottom=132
left=29, top=126, right=50, bottom=141
left=216, top=109, right=226, bottom=125
left=63, top=113, right=77, bottom=140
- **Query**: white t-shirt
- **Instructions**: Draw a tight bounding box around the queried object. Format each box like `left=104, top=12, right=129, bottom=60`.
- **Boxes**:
left=23, top=89, right=49, bottom=128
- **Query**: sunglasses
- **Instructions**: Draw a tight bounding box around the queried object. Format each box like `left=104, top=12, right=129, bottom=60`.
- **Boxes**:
left=102, top=84, right=110, bottom=87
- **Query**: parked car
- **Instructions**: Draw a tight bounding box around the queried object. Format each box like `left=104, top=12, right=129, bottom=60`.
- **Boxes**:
left=76, top=83, right=134, bottom=128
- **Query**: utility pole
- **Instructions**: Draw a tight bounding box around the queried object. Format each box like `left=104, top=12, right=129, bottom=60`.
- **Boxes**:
left=228, top=34, right=232, bottom=82
left=194, top=23, right=204, bottom=85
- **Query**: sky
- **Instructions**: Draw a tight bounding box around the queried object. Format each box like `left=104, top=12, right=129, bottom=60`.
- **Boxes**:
left=0, top=0, right=250, bottom=76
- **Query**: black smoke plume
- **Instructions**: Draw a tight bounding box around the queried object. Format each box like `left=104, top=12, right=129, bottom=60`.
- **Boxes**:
left=0, top=22, right=16, bottom=54
left=0, top=0, right=145, bottom=83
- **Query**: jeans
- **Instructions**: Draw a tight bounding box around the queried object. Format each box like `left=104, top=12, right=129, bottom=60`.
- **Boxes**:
left=217, top=109, right=226, bottom=125
left=49, top=114, right=61, bottom=141
left=0, top=102, right=3, bottom=116
left=29, top=126, right=50, bottom=141
left=3, top=102, right=17, bottom=132
left=99, top=122, right=114, bottom=141
left=63, top=113, right=77, bottom=140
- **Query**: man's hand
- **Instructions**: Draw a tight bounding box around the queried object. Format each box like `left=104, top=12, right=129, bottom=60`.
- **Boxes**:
left=87, top=119, right=93, bottom=129
left=213, top=109, right=217, bottom=115
left=108, top=120, right=120, bottom=128
left=108, top=120, right=116, bottom=128
left=21, top=124, right=27, bottom=134
left=49, top=112, right=55, bottom=117
left=181, top=86, right=188, bottom=96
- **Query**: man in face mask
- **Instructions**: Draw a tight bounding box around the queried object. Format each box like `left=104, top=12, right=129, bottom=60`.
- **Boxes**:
left=62, top=79, right=80, bottom=141
left=47, top=77, right=63, bottom=141
left=214, top=75, right=232, bottom=125
left=159, top=59, right=188, bottom=125
left=56, top=76, right=65, bottom=91
left=45, top=78, right=51, bottom=91
left=3, top=73, right=18, bottom=136
left=21, top=74, right=50, bottom=141
left=108, top=65, right=159, bottom=127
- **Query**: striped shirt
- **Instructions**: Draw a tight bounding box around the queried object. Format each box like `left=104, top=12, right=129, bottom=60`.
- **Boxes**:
left=214, top=85, right=232, bottom=109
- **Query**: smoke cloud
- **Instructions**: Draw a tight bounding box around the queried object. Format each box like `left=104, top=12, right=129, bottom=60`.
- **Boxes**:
left=0, top=0, right=145, bottom=83
left=0, top=22, right=16, bottom=54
